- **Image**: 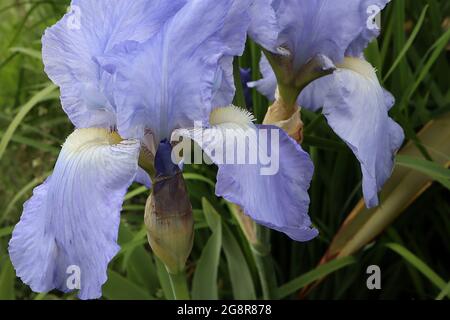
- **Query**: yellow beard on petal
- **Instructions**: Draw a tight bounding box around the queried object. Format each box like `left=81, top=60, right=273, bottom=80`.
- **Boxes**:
left=63, top=128, right=123, bottom=153
left=209, top=105, right=256, bottom=128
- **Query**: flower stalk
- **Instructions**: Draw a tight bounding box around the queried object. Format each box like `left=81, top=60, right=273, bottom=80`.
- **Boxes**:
left=229, top=204, right=277, bottom=299
left=167, top=270, right=190, bottom=300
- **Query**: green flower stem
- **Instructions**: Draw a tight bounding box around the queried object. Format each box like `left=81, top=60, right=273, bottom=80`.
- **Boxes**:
left=262, top=48, right=334, bottom=107
left=252, top=226, right=278, bottom=300
left=168, top=271, right=190, bottom=300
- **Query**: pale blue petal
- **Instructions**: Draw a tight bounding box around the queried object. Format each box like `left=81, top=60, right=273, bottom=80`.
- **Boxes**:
left=216, top=125, right=317, bottom=241
left=275, top=0, right=390, bottom=68
left=211, top=57, right=236, bottom=108
left=251, top=0, right=392, bottom=101
left=254, top=56, right=404, bottom=207
left=248, top=0, right=280, bottom=52
left=304, top=61, right=404, bottom=207
left=298, top=75, right=331, bottom=111
left=98, top=0, right=251, bottom=141
left=173, top=121, right=317, bottom=241
left=9, top=129, right=140, bottom=299
left=135, top=167, right=152, bottom=189
left=213, top=0, right=254, bottom=107
left=346, top=0, right=391, bottom=56
left=42, top=0, right=182, bottom=128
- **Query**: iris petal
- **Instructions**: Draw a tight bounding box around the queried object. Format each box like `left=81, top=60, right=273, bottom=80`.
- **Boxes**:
left=274, top=0, right=391, bottom=68
left=250, top=55, right=404, bottom=207
left=248, top=0, right=280, bottom=52
left=346, top=0, right=392, bottom=56
left=9, top=128, right=140, bottom=299
left=135, top=167, right=152, bottom=189
left=216, top=125, right=317, bottom=241
left=98, top=0, right=251, bottom=141
left=42, top=0, right=182, bottom=129
left=301, top=58, right=404, bottom=206
left=172, top=107, right=317, bottom=241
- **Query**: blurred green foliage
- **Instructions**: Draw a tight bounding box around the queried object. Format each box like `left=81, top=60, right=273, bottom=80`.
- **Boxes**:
left=0, top=0, right=449, bottom=300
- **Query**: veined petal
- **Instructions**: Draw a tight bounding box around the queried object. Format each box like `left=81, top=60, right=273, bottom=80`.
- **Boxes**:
left=346, top=0, right=392, bottom=57
left=9, top=128, right=140, bottom=299
left=215, top=125, right=317, bottom=241
left=303, top=58, right=404, bottom=207
left=213, top=0, right=254, bottom=108
left=99, top=0, right=251, bottom=141
left=172, top=106, right=317, bottom=241
left=275, top=0, right=390, bottom=68
left=42, top=0, right=182, bottom=128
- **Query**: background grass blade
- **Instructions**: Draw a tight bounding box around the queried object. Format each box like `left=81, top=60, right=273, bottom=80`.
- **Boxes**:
left=436, top=282, right=450, bottom=300
left=102, top=270, right=153, bottom=300
left=117, top=224, right=160, bottom=296
left=300, top=113, right=450, bottom=296
left=396, top=155, right=450, bottom=189
left=1, top=172, right=50, bottom=223
left=0, top=226, right=13, bottom=239
left=0, top=84, right=57, bottom=161
left=277, top=256, right=356, bottom=299
left=0, top=258, right=15, bottom=300
left=192, top=199, right=223, bottom=299
left=222, top=220, right=256, bottom=299
left=383, top=5, right=428, bottom=81
left=0, top=131, right=60, bottom=155
left=402, top=27, right=450, bottom=107
left=9, top=47, right=42, bottom=60
left=386, top=243, right=450, bottom=299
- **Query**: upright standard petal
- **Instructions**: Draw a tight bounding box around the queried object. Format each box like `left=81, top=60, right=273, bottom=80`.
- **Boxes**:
left=9, top=128, right=140, bottom=299
left=249, top=0, right=402, bottom=207
left=98, top=0, right=251, bottom=141
left=248, top=0, right=280, bottom=52
left=42, top=0, right=182, bottom=128
left=271, top=0, right=391, bottom=68
left=302, top=58, right=404, bottom=206
left=346, top=0, right=392, bottom=57
left=172, top=106, right=317, bottom=241
left=212, top=0, right=254, bottom=108
left=250, top=0, right=393, bottom=101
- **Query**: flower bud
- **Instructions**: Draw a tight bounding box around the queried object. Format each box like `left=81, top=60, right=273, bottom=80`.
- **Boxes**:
left=144, top=140, right=194, bottom=274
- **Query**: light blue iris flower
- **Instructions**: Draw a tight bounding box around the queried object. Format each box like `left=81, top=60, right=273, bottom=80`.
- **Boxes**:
left=249, top=0, right=405, bottom=207
left=9, top=0, right=317, bottom=300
